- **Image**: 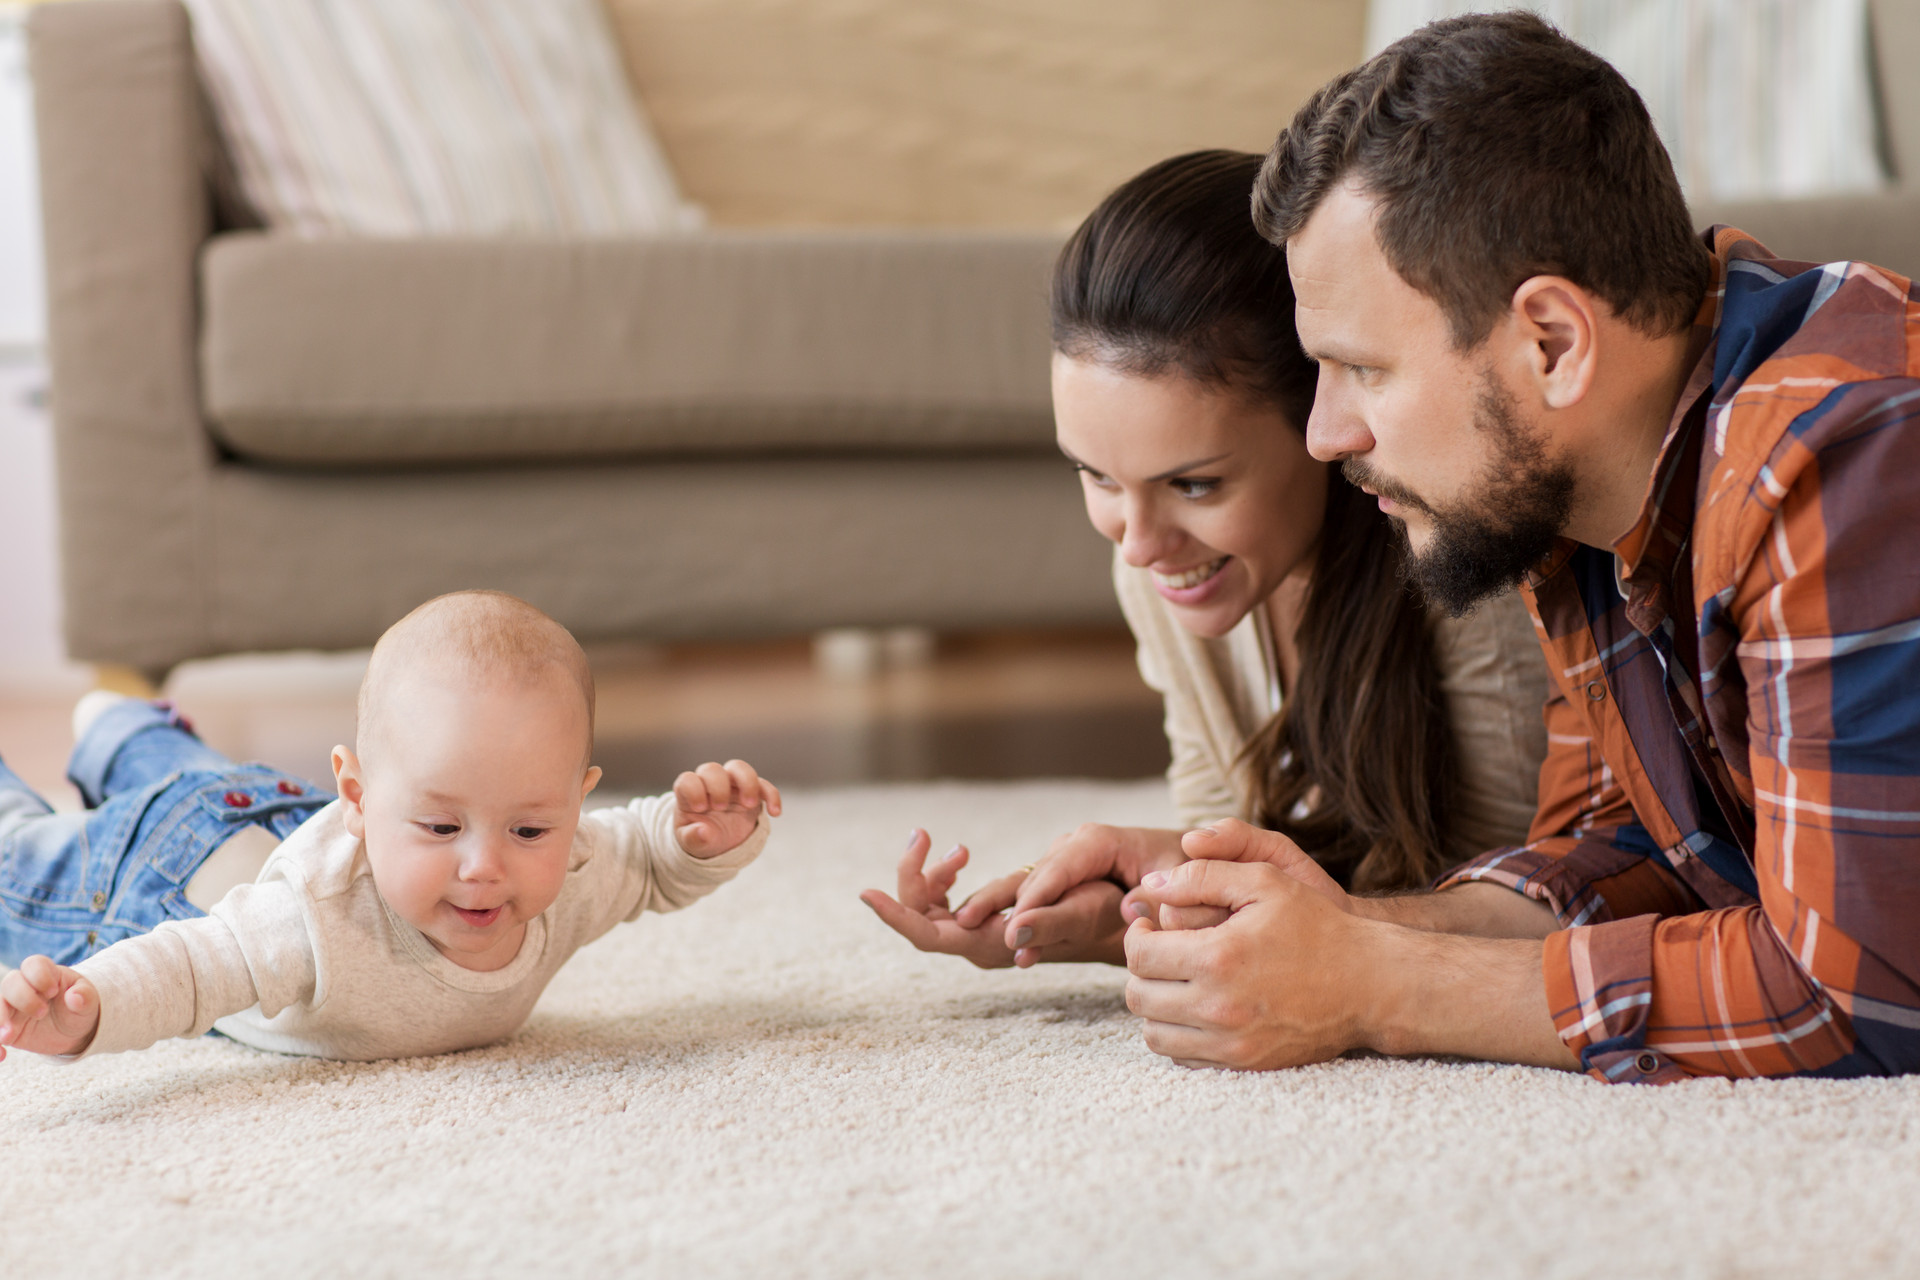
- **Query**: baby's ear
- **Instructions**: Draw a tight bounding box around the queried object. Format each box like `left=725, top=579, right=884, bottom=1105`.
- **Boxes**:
left=331, top=746, right=368, bottom=837
left=581, top=765, right=602, bottom=802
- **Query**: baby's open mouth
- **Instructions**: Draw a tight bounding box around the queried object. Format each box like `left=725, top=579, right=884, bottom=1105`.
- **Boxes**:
left=1153, top=557, right=1228, bottom=591
left=452, top=905, right=503, bottom=928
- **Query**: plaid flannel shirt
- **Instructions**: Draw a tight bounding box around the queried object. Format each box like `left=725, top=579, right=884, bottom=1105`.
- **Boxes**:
left=1439, top=227, right=1920, bottom=1083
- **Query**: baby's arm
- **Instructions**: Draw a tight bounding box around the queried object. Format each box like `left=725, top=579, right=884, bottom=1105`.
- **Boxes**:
left=1, top=882, right=315, bottom=1061
left=585, top=761, right=778, bottom=925
left=0, top=956, right=100, bottom=1061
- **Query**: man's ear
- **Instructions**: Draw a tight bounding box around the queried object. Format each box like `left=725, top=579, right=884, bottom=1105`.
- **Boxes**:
left=1511, top=275, right=1599, bottom=410
left=331, top=745, right=367, bottom=839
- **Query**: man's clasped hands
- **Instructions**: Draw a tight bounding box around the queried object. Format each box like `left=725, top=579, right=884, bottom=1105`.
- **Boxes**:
left=861, top=818, right=1383, bottom=1072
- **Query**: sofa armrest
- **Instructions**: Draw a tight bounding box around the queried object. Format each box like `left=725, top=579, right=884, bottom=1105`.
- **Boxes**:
left=30, top=0, right=214, bottom=672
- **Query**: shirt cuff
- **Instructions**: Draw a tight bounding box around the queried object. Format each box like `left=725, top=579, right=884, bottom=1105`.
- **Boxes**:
left=1436, top=832, right=1700, bottom=929
left=1544, top=917, right=1689, bottom=1084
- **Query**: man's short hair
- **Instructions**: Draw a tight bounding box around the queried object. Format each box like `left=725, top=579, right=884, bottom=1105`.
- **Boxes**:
left=1254, top=10, right=1711, bottom=348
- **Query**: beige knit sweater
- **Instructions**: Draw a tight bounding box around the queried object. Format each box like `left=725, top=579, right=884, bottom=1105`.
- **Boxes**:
left=1113, top=551, right=1550, bottom=865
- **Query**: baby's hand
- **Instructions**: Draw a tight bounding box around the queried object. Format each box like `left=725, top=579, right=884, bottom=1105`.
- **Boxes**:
left=673, top=759, right=782, bottom=858
left=0, top=955, right=100, bottom=1062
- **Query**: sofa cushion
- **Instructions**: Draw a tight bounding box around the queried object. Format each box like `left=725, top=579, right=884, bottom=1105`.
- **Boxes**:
left=186, top=0, right=696, bottom=236
left=1690, top=193, right=1920, bottom=278
left=199, top=230, right=1064, bottom=466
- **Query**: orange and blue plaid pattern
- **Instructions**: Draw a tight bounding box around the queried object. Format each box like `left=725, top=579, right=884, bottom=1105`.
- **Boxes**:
left=1440, top=228, right=1920, bottom=1083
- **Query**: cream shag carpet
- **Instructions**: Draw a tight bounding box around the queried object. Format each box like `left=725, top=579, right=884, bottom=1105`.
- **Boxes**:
left=4, top=780, right=1917, bottom=1280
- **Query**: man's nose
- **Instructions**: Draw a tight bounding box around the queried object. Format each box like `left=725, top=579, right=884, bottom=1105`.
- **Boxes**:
left=1305, top=382, right=1374, bottom=463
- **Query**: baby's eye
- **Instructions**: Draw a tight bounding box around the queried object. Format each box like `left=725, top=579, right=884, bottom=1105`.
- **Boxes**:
left=1171, top=477, right=1220, bottom=499
left=512, top=826, right=549, bottom=841
left=420, top=822, right=459, bottom=837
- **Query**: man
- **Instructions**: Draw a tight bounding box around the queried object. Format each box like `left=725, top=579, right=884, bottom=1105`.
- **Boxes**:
left=1124, top=11, right=1920, bottom=1082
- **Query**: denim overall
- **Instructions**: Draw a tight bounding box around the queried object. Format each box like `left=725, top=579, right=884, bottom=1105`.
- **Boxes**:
left=0, top=700, right=332, bottom=967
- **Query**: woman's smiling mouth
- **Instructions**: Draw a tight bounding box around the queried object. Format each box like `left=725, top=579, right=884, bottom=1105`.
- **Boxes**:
left=1153, top=556, right=1228, bottom=591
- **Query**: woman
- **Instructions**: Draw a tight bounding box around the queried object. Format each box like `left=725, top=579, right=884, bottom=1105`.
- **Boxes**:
left=861, top=151, right=1547, bottom=966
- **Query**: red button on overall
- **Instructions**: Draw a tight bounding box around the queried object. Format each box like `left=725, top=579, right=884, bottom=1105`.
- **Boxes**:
left=276, top=781, right=303, bottom=796
left=223, top=791, right=253, bottom=808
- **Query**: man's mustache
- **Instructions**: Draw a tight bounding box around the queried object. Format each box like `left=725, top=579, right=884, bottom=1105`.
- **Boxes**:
left=1342, top=459, right=1435, bottom=518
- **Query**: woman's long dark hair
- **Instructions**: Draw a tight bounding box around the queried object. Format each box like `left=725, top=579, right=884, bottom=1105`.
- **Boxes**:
left=1051, top=150, right=1457, bottom=892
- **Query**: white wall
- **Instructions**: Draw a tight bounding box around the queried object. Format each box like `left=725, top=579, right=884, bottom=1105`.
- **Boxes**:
left=0, top=4, right=70, bottom=688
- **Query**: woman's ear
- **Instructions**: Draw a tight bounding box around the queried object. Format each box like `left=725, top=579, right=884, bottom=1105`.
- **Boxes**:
left=331, top=745, right=367, bottom=838
left=1511, top=275, right=1599, bottom=410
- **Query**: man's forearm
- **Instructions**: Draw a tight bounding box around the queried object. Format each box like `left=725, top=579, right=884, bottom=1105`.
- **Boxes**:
left=1355, top=922, right=1580, bottom=1070
left=1356, top=881, right=1559, bottom=939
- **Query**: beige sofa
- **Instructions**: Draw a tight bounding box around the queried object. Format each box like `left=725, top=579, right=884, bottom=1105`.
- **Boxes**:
left=31, top=0, right=1112, bottom=680
left=31, top=0, right=1920, bottom=680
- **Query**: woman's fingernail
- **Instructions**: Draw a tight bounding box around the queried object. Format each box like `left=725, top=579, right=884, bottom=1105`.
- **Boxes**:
left=944, top=845, right=963, bottom=862
left=1144, top=871, right=1170, bottom=889
left=1014, top=926, right=1034, bottom=947
left=905, top=830, right=920, bottom=850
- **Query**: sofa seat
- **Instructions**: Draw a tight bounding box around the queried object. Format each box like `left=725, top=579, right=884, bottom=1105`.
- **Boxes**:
left=201, top=229, right=1065, bottom=466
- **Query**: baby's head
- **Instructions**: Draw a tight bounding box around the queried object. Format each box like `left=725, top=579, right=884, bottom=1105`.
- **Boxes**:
left=331, top=591, right=601, bottom=971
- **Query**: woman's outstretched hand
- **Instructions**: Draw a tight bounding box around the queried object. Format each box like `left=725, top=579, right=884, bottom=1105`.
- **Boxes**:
left=861, top=830, right=1016, bottom=969
left=860, top=829, right=1130, bottom=968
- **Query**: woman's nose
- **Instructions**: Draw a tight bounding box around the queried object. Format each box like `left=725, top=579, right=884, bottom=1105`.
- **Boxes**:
left=1117, top=499, right=1175, bottom=568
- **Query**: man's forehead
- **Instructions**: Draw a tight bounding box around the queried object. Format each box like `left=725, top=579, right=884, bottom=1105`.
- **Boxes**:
left=1286, top=181, right=1449, bottom=356
left=1287, top=181, right=1388, bottom=296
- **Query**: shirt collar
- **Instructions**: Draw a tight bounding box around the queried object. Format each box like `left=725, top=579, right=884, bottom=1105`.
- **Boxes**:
left=1609, top=231, right=1740, bottom=582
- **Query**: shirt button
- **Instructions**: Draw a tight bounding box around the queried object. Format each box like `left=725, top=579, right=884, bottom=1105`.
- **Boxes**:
left=223, top=791, right=252, bottom=808
left=1586, top=681, right=1607, bottom=701
left=276, top=780, right=303, bottom=796
left=86, top=930, right=98, bottom=947
left=91, top=891, right=107, bottom=911
left=1635, top=1051, right=1660, bottom=1074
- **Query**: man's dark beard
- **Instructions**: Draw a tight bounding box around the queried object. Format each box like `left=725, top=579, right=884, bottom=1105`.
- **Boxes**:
left=1344, top=375, right=1575, bottom=617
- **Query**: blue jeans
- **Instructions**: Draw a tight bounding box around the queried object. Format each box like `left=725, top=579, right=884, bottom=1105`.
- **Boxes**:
left=0, top=700, right=332, bottom=968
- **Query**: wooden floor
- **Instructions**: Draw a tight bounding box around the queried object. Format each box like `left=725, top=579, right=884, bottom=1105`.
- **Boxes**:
left=0, top=629, right=1167, bottom=810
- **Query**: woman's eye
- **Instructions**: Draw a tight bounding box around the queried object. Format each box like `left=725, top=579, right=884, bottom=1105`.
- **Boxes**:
left=1073, top=464, right=1116, bottom=489
left=1172, top=478, right=1220, bottom=499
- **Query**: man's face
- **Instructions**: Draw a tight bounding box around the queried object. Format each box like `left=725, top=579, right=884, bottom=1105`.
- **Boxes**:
left=1287, top=181, right=1574, bottom=614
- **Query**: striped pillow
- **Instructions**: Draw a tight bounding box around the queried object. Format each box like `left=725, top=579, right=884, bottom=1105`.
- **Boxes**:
left=185, top=0, right=698, bottom=236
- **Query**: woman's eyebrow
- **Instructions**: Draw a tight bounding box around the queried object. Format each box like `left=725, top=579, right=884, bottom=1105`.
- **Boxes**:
left=1147, top=453, right=1230, bottom=483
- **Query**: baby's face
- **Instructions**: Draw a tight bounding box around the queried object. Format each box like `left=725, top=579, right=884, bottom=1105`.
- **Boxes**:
left=334, top=674, right=599, bottom=972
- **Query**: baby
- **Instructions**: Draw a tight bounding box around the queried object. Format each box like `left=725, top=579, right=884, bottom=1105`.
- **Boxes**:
left=0, top=590, right=778, bottom=1062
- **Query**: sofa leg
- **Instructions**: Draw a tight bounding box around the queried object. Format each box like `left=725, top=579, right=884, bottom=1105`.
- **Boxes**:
left=90, top=664, right=161, bottom=699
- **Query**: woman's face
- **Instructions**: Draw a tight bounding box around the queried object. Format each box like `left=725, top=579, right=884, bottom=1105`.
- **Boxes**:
left=1053, top=353, right=1329, bottom=640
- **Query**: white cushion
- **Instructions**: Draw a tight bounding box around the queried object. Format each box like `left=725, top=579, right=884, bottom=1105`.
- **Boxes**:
left=185, top=0, right=698, bottom=236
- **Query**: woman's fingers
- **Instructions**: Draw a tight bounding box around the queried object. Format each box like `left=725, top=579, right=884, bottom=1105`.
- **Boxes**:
left=1012, top=830, right=1119, bottom=914
left=923, top=843, right=968, bottom=910
left=952, top=871, right=1023, bottom=928
left=859, top=889, right=940, bottom=950
left=894, top=830, right=934, bottom=914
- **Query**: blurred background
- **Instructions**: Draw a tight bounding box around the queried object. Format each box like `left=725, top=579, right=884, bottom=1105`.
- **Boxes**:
left=0, top=0, right=1901, bottom=806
